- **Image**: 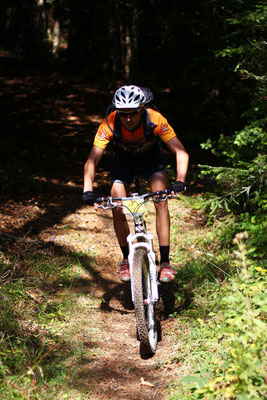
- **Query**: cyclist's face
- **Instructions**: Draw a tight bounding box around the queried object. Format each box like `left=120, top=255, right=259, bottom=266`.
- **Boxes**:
left=118, top=108, right=142, bottom=131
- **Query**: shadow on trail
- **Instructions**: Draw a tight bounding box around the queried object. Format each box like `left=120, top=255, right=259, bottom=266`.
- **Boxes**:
left=159, top=280, right=194, bottom=318
left=97, top=267, right=194, bottom=320
left=99, top=280, right=180, bottom=319
left=158, top=282, right=176, bottom=319
left=100, top=281, right=135, bottom=313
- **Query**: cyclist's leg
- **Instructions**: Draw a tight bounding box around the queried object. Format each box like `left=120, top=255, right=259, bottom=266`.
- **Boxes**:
left=110, top=149, right=133, bottom=250
left=149, top=174, right=177, bottom=282
left=149, top=173, right=170, bottom=248
left=144, top=145, right=171, bottom=269
left=142, top=145, right=170, bottom=248
left=111, top=182, right=130, bottom=247
left=111, top=182, right=131, bottom=281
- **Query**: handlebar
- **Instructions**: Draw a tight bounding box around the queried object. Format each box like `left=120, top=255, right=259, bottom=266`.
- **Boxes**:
left=94, top=189, right=173, bottom=212
left=95, top=188, right=171, bottom=204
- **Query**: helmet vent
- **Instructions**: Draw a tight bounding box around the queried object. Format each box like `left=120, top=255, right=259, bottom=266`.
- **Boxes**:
left=112, top=85, right=145, bottom=109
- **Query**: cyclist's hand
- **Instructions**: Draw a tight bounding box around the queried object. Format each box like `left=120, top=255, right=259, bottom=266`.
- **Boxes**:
left=82, top=191, right=98, bottom=205
left=171, top=181, right=186, bottom=194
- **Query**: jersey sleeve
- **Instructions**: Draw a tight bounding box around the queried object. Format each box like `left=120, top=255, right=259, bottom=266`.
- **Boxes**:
left=149, top=109, right=177, bottom=144
left=93, top=113, right=115, bottom=150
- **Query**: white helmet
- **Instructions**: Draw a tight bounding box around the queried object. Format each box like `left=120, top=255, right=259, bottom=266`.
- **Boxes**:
left=113, top=85, right=145, bottom=109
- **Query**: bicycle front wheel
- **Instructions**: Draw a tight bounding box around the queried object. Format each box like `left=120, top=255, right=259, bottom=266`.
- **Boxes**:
left=132, top=248, right=157, bottom=355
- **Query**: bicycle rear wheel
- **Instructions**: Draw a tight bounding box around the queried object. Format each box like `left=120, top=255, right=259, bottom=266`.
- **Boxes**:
left=132, top=248, right=157, bottom=355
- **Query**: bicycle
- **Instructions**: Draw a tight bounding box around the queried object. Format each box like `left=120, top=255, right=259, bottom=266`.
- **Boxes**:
left=95, top=177, right=172, bottom=356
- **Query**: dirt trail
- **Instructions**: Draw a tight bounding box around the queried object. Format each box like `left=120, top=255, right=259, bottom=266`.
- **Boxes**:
left=50, top=200, right=189, bottom=400
left=0, top=57, right=205, bottom=398
left=0, top=188, right=204, bottom=399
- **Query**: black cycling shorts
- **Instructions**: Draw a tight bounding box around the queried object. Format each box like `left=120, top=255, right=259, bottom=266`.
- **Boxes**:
left=110, top=144, right=166, bottom=186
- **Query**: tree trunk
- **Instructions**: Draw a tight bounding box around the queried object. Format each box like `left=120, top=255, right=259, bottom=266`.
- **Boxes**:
left=125, top=27, right=131, bottom=79
left=52, top=20, right=60, bottom=58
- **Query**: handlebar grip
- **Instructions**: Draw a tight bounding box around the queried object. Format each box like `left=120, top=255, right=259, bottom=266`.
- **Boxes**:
left=96, top=196, right=122, bottom=203
left=96, top=197, right=106, bottom=203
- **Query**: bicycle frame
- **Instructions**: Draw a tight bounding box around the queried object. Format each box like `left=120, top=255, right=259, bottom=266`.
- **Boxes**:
left=96, top=189, right=170, bottom=304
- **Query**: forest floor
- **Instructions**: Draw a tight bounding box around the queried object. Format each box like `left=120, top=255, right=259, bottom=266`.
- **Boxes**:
left=0, top=53, right=207, bottom=399
left=1, top=188, right=206, bottom=400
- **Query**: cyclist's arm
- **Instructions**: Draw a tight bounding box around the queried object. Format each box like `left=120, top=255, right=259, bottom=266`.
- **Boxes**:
left=83, top=145, right=104, bottom=192
left=165, top=136, right=189, bottom=183
left=93, top=114, right=115, bottom=150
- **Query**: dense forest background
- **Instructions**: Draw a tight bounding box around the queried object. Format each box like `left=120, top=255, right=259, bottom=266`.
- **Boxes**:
left=0, top=1, right=266, bottom=399
left=1, top=0, right=265, bottom=165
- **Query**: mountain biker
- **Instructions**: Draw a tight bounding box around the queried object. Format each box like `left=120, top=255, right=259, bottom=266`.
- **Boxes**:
left=82, top=85, right=189, bottom=283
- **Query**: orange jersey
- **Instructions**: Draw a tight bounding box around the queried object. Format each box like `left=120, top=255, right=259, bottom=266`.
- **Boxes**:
left=93, top=108, right=176, bottom=152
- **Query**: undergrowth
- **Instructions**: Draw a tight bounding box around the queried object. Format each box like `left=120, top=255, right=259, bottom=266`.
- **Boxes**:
left=0, top=247, right=97, bottom=399
left=169, top=195, right=266, bottom=400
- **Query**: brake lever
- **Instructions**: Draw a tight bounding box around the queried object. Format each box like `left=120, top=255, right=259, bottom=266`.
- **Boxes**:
left=153, top=193, right=171, bottom=203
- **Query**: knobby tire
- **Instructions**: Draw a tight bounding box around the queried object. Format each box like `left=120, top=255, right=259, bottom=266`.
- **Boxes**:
left=132, top=248, right=157, bottom=355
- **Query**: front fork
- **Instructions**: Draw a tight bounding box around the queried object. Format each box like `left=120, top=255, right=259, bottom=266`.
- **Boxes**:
left=127, top=232, right=159, bottom=304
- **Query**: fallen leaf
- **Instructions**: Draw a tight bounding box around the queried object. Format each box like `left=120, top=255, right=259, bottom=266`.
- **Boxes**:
left=31, top=377, right=37, bottom=388
left=140, top=377, right=154, bottom=387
